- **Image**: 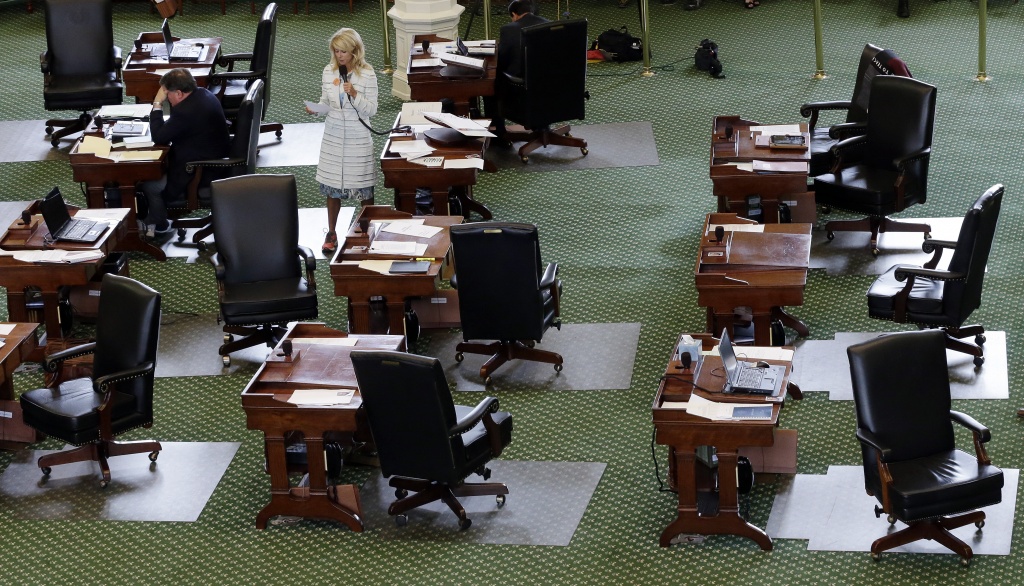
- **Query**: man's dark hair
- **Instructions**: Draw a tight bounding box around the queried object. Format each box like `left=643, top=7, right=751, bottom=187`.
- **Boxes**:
left=507, top=0, right=533, bottom=17
left=159, top=68, right=198, bottom=93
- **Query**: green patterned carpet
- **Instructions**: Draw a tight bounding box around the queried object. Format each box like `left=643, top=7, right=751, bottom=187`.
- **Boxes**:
left=1, top=1, right=1023, bottom=584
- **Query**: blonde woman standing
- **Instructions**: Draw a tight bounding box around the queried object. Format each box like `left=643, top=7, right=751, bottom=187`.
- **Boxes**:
left=307, top=28, right=378, bottom=256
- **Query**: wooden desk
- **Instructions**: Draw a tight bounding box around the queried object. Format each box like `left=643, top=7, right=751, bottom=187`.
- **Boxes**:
left=381, top=114, right=491, bottom=219
left=696, top=213, right=811, bottom=346
left=69, top=135, right=168, bottom=260
left=241, top=322, right=404, bottom=530
left=653, top=333, right=794, bottom=550
left=710, top=116, right=810, bottom=223
left=122, top=33, right=222, bottom=103
left=0, top=323, right=41, bottom=450
left=0, top=206, right=129, bottom=353
left=407, top=35, right=496, bottom=116
left=330, top=207, right=461, bottom=338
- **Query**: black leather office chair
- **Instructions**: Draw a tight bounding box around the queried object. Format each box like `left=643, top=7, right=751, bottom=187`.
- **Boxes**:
left=813, top=75, right=936, bottom=256
left=207, top=3, right=283, bottom=138
left=847, top=330, right=1003, bottom=565
left=801, top=44, right=912, bottom=177
left=41, top=0, right=123, bottom=148
left=502, top=19, right=589, bottom=163
left=19, top=275, right=162, bottom=488
left=450, top=222, right=562, bottom=384
left=208, top=174, right=317, bottom=366
left=350, top=351, right=513, bottom=530
left=867, top=184, right=1003, bottom=367
left=171, top=79, right=264, bottom=247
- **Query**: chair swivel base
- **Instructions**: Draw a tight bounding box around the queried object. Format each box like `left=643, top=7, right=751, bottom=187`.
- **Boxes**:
left=456, top=340, right=563, bottom=383
left=388, top=476, right=508, bottom=530
left=260, top=121, right=284, bottom=139
left=45, top=112, right=93, bottom=147
left=871, top=510, right=985, bottom=565
left=824, top=216, right=932, bottom=256
left=505, top=124, right=589, bottom=163
left=220, top=323, right=287, bottom=366
left=942, top=324, right=986, bottom=367
left=38, top=438, right=162, bottom=488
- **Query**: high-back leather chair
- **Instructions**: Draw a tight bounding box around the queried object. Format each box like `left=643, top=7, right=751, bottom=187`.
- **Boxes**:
left=350, top=350, right=513, bottom=530
left=813, top=75, right=936, bottom=256
left=207, top=3, right=283, bottom=138
left=867, top=184, right=1003, bottom=367
left=800, top=44, right=911, bottom=176
left=172, top=79, right=264, bottom=247
left=209, top=174, right=317, bottom=366
left=41, top=0, right=123, bottom=148
left=450, top=222, right=562, bottom=384
left=502, top=19, right=589, bottom=163
left=847, top=330, right=1003, bottom=565
left=20, top=275, right=162, bottom=488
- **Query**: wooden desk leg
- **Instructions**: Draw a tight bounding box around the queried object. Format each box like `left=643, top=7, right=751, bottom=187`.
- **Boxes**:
left=116, top=185, right=167, bottom=261
left=255, top=433, right=291, bottom=529
left=660, top=448, right=699, bottom=546
left=40, top=291, right=64, bottom=342
left=386, top=299, right=407, bottom=339
left=715, top=450, right=773, bottom=550
left=772, top=307, right=809, bottom=338
left=393, top=189, right=416, bottom=215
left=787, top=381, right=803, bottom=400
left=348, top=300, right=373, bottom=334
left=752, top=312, right=772, bottom=346
left=431, top=191, right=450, bottom=215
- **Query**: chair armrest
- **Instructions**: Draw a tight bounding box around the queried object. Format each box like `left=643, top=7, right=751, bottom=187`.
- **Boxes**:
left=210, top=253, right=226, bottom=280
left=921, top=238, right=957, bottom=270
left=951, top=410, right=993, bottom=464
left=539, top=262, right=559, bottom=289
left=894, top=146, right=931, bottom=170
left=829, top=135, right=868, bottom=171
left=40, top=50, right=51, bottom=74
left=799, top=100, right=853, bottom=130
left=112, top=46, right=122, bottom=70
left=43, top=342, right=97, bottom=374
left=450, top=274, right=458, bottom=289
left=218, top=51, right=254, bottom=70
left=503, top=72, right=524, bottom=87
left=893, top=266, right=965, bottom=283
left=185, top=157, right=247, bottom=174
left=450, top=396, right=500, bottom=437
left=209, top=70, right=262, bottom=84
left=94, top=362, right=156, bottom=393
left=856, top=428, right=894, bottom=462
left=829, top=121, right=867, bottom=140
left=297, top=245, right=317, bottom=291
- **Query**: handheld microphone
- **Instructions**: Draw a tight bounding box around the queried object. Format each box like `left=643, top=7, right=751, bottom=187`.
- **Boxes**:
left=339, top=65, right=348, bottom=83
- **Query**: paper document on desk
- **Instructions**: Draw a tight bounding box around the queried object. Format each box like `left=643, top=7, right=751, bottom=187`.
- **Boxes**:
left=400, top=102, right=443, bottom=125
left=287, top=388, right=355, bottom=406
left=75, top=208, right=129, bottom=221
left=752, top=160, right=807, bottom=173
left=686, top=394, right=773, bottom=421
left=422, top=112, right=495, bottom=138
left=734, top=346, right=795, bottom=362
left=444, top=158, right=485, bottom=170
left=748, top=124, right=801, bottom=136
left=102, top=150, right=162, bottom=162
left=356, top=260, right=395, bottom=275
left=388, top=139, right=433, bottom=155
left=289, top=337, right=358, bottom=346
left=0, top=324, right=17, bottom=335
left=9, top=249, right=104, bottom=263
left=411, top=58, right=443, bottom=68
left=380, top=220, right=442, bottom=239
left=368, top=241, right=428, bottom=256
left=410, top=156, right=444, bottom=167
left=78, top=136, right=111, bottom=157
left=97, top=104, right=152, bottom=119
left=438, top=53, right=486, bottom=71
left=708, top=223, right=764, bottom=235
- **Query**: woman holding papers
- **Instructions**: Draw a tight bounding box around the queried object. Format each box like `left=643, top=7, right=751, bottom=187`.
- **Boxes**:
left=306, top=28, right=378, bottom=257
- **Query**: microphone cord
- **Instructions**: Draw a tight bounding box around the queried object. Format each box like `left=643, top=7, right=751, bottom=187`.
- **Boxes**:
left=338, top=68, right=408, bottom=136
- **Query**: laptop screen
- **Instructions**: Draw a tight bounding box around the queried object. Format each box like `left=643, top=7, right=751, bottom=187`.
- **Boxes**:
left=718, top=329, right=739, bottom=382
left=39, top=187, right=71, bottom=236
left=161, top=18, right=174, bottom=59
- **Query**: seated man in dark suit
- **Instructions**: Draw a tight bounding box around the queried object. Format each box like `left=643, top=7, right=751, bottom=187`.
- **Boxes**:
left=487, top=0, right=547, bottom=140
left=140, top=68, right=230, bottom=239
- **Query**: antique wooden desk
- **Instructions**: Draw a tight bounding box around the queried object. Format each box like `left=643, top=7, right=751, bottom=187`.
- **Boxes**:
left=69, top=135, right=168, bottom=260
left=652, top=333, right=796, bottom=550
left=381, top=113, right=491, bottom=219
left=122, top=33, right=222, bottom=103
left=710, top=115, right=811, bottom=223
left=695, top=213, right=811, bottom=346
left=407, top=34, right=496, bottom=116
left=241, top=322, right=404, bottom=530
left=330, top=207, right=461, bottom=338
left=0, top=205, right=128, bottom=354
left=0, top=323, right=41, bottom=449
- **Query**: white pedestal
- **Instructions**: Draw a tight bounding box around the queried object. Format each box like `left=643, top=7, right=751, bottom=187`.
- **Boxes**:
left=388, top=0, right=466, bottom=101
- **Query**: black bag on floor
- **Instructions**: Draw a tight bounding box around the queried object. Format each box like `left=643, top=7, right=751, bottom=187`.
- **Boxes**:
left=694, top=39, right=723, bottom=78
left=594, top=26, right=644, bottom=62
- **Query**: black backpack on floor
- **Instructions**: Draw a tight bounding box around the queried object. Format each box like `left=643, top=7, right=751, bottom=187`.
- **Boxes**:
left=695, top=39, right=723, bottom=78
left=594, top=26, right=645, bottom=62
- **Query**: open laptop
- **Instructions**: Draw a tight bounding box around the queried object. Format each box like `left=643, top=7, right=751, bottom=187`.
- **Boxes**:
left=718, top=329, right=786, bottom=396
left=39, top=187, right=106, bottom=243
left=148, top=18, right=206, bottom=62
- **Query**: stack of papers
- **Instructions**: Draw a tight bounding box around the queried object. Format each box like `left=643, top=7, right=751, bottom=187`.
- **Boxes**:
left=287, top=388, right=355, bottom=406
left=423, top=112, right=495, bottom=138
left=368, top=241, right=428, bottom=256
left=379, top=220, right=443, bottom=239
left=400, top=102, right=443, bottom=125
left=685, top=394, right=774, bottom=421
left=97, top=104, right=153, bottom=119
left=388, top=139, right=435, bottom=160
left=0, top=249, right=106, bottom=263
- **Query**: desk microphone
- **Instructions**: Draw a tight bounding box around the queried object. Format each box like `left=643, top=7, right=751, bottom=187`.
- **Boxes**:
left=680, top=352, right=692, bottom=372
left=715, top=225, right=725, bottom=244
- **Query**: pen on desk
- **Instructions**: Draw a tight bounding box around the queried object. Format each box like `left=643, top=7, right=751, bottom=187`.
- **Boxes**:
left=413, top=257, right=436, bottom=262
left=724, top=276, right=749, bottom=285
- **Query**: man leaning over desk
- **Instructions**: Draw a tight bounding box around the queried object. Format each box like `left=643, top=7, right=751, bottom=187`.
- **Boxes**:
left=140, top=68, right=230, bottom=240
left=487, top=0, right=547, bottom=142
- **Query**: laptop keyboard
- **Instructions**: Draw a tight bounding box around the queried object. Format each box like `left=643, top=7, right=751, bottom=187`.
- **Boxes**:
left=170, top=44, right=202, bottom=59
left=734, top=366, right=765, bottom=389
left=60, top=220, right=94, bottom=240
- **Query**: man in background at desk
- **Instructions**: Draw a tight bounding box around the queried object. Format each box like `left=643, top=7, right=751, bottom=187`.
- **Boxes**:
left=140, top=68, right=229, bottom=240
left=486, top=0, right=547, bottom=142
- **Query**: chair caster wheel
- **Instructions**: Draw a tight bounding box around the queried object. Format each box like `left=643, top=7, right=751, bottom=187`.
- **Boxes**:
left=871, top=248, right=880, bottom=257
left=458, top=517, right=472, bottom=530
left=580, top=147, right=588, bottom=156
left=149, top=451, right=160, bottom=462
left=45, top=125, right=54, bottom=134
left=395, top=488, right=408, bottom=499
left=483, top=376, right=492, bottom=385
left=395, top=514, right=408, bottom=527
left=826, top=231, right=835, bottom=241
left=176, top=228, right=187, bottom=242
left=520, top=155, right=529, bottom=164
left=496, top=494, right=506, bottom=507
left=455, top=352, right=464, bottom=363
left=99, top=479, right=109, bottom=489
left=976, top=519, right=985, bottom=530
left=960, top=557, right=971, bottom=567
left=51, top=138, right=60, bottom=148
left=554, top=363, right=563, bottom=373
left=275, top=130, right=283, bottom=139
left=222, top=355, right=231, bottom=367
left=871, top=552, right=881, bottom=562
left=974, top=356, right=985, bottom=368
left=924, top=231, right=931, bottom=239
left=224, top=334, right=234, bottom=343
left=41, top=467, right=52, bottom=476
left=975, top=334, right=986, bottom=345
left=887, top=514, right=897, bottom=525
